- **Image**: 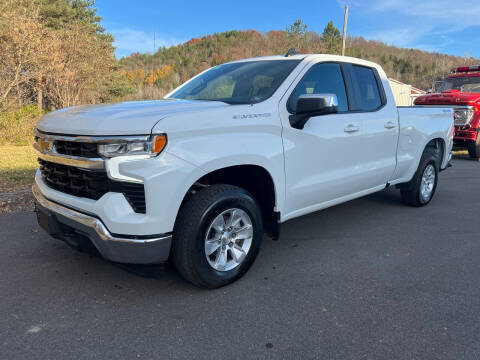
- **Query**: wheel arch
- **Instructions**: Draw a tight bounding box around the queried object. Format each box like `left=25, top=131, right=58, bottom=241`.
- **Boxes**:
left=178, top=164, right=281, bottom=238
left=425, top=137, right=446, bottom=169
left=396, top=137, right=446, bottom=188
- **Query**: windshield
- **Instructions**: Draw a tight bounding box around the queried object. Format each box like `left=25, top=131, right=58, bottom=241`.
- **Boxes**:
left=168, top=60, right=301, bottom=104
left=438, top=77, right=480, bottom=93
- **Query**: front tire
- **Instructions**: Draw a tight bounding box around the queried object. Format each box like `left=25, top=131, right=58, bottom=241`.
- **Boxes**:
left=172, top=185, right=263, bottom=288
left=467, top=135, right=480, bottom=159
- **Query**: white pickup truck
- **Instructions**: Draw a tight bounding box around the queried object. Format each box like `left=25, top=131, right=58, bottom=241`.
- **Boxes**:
left=33, top=54, right=454, bottom=288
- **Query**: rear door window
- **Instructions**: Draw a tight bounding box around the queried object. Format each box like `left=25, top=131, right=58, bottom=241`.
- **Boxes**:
left=350, top=65, right=383, bottom=111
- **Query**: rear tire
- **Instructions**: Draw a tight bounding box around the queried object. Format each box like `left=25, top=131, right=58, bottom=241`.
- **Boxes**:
left=172, top=184, right=263, bottom=288
left=467, top=135, right=480, bottom=159
left=400, top=148, right=439, bottom=207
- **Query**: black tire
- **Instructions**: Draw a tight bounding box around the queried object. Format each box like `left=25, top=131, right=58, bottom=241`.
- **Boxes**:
left=467, top=135, right=480, bottom=159
left=172, top=184, right=263, bottom=288
left=400, top=149, right=439, bottom=207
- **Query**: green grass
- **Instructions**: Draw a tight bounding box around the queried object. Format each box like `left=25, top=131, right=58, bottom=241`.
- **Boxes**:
left=0, top=145, right=38, bottom=193
left=0, top=105, right=42, bottom=146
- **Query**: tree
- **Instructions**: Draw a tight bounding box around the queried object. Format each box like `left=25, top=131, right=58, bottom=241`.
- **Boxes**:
left=44, top=21, right=115, bottom=108
left=287, top=19, right=307, bottom=38
left=286, top=19, right=308, bottom=51
left=0, top=0, right=51, bottom=109
left=322, top=21, right=341, bottom=54
left=37, top=0, right=104, bottom=33
left=126, top=70, right=136, bottom=82
left=0, top=0, right=115, bottom=110
left=135, top=69, right=146, bottom=82
left=105, top=72, right=136, bottom=99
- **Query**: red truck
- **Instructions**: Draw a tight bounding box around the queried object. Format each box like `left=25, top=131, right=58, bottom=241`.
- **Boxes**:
left=415, top=66, right=480, bottom=159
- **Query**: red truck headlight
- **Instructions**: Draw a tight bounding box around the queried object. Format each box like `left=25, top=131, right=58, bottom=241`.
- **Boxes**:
left=453, top=108, right=474, bottom=126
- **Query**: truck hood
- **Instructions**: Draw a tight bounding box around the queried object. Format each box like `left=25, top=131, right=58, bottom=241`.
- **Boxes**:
left=36, top=100, right=230, bottom=135
left=415, top=91, right=480, bottom=106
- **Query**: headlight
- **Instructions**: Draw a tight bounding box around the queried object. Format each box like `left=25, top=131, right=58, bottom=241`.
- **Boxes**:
left=98, top=134, right=167, bottom=158
left=454, top=108, right=474, bottom=126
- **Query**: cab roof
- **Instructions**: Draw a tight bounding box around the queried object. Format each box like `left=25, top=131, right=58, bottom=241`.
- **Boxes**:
left=230, top=54, right=382, bottom=70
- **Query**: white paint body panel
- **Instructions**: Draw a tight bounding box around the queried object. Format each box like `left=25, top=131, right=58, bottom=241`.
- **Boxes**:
left=37, top=100, right=229, bottom=135
left=35, top=55, right=453, bottom=236
left=392, top=106, right=454, bottom=184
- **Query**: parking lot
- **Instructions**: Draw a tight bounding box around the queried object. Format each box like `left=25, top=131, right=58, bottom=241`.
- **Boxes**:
left=1, top=156, right=479, bottom=359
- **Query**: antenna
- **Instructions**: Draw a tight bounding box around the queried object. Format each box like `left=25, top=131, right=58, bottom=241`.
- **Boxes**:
left=285, top=48, right=299, bottom=57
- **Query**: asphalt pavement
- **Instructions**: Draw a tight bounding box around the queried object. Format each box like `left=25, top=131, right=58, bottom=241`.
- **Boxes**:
left=1, top=156, right=479, bottom=359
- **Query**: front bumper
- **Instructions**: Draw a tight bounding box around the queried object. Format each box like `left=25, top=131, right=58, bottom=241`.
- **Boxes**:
left=454, top=127, right=478, bottom=144
left=33, top=184, right=172, bottom=264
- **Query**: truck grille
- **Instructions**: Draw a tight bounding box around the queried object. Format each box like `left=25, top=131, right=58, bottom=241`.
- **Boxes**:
left=54, top=141, right=100, bottom=158
left=38, top=159, right=146, bottom=213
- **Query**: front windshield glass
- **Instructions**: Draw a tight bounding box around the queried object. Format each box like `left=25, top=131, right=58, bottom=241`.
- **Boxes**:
left=168, top=60, right=301, bottom=104
left=437, top=77, right=480, bottom=93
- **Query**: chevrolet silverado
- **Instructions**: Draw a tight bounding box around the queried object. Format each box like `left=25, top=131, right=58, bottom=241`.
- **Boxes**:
left=33, top=54, right=454, bottom=287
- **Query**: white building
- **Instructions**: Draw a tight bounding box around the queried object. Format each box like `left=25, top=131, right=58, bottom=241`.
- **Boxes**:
left=388, top=79, right=426, bottom=106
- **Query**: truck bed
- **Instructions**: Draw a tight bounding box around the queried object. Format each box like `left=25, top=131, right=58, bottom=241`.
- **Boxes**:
left=391, top=106, right=454, bottom=184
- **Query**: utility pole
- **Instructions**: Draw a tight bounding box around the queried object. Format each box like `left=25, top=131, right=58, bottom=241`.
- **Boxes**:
left=153, top=32, right=156, bottom=74
left=341, top=5, right=349, bottom=56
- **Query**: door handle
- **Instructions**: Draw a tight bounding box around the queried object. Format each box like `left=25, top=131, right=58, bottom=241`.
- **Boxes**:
left=344, top=124, right=360, bottom=133
left=385, top=121, right=397, bottom=129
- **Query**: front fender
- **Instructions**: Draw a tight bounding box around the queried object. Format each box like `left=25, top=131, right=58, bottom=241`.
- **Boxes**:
left=165, top=130, right=286, bottom=216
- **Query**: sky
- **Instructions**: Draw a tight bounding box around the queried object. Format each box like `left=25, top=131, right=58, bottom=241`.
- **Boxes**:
left=96, top=0, right=480, bottom=59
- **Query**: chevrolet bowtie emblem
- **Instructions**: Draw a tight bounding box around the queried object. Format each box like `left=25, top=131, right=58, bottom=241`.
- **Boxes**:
left=37, top=138, right=53, bottom=152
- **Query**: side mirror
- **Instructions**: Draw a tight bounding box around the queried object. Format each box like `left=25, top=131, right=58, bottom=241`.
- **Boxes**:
left=427, top=88, right=433, bottom=94
left=290, top=94, right=339, bottom=130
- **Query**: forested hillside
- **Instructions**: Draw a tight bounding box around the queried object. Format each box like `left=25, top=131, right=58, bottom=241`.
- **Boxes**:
left=1, top=1, right=478, bottom=144
left=119, top=20, right=478, bottom=99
